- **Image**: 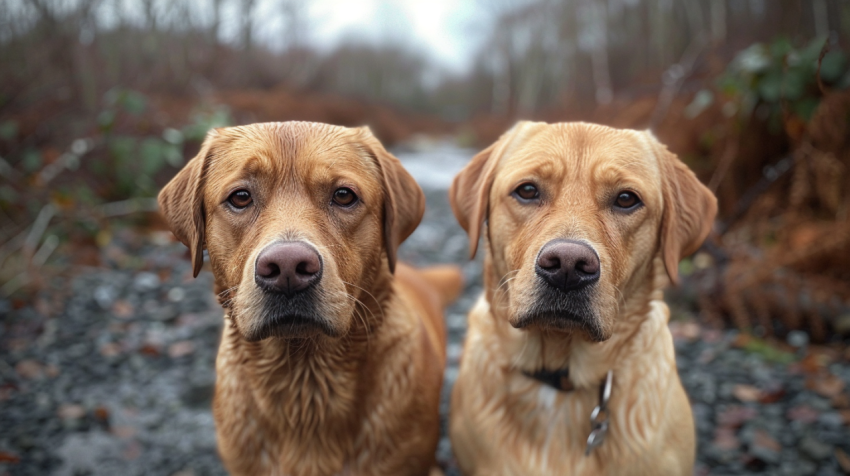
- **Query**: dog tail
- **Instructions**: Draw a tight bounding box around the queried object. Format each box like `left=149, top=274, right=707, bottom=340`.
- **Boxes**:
left=416, top=264, right=465, bottom=308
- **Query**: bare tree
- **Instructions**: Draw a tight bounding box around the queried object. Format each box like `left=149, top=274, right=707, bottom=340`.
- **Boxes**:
left=241, top=0, right=257, bottom=51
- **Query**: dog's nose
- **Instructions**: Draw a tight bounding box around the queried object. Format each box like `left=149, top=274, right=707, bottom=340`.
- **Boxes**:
left=254, top=242, right=322, bottom=295
left=535, top=240, right=600, bottom=291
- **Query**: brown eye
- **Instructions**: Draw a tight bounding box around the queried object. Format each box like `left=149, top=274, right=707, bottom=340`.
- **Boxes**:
left=514, top=183, right=539, bottom=201
left=228, top=190, right=252, bottom=209
left=332, top=187, right=358, bottom=207
left=614, top=191, right=641, bottom=210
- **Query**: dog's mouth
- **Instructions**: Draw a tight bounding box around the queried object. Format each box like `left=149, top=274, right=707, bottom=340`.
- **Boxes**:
left=245, top=313, right=337, bottom=341
left=240, top=291, right=341, bottom=341
left=511, top=287, right=607, bottom=341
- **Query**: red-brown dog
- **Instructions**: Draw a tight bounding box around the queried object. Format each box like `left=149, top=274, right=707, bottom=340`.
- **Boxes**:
left=159, top=121, right=462, bottom=475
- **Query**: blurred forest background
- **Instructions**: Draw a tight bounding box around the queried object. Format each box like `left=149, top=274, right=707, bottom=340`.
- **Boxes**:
left=1, top=1, right=850, bottom=474
left=1, top=0, right=849, bottom=339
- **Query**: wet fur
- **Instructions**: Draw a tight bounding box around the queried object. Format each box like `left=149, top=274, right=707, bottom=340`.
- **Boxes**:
left=448, top=122, right=716, bottom=475
left=159, top=122, right=462, bottom=476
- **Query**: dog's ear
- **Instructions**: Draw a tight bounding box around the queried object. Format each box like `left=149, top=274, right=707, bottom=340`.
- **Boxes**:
left=158, top=129, right=220, bottom=278
left=450, top=121, right=546, bottom=259
left=356, top=127, right=425, bottom=274
left=653, top=135, right=717, bottom=285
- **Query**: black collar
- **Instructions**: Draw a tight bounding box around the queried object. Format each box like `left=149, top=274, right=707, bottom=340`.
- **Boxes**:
left=523, top=367, right=575, bottom=392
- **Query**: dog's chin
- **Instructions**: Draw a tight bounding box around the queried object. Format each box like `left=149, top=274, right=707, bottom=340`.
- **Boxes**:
left=510, top=311, right=608, bottom=341
left=509, top=285, right=612, bottom=342
left=243, top=314, right=340, bottom=342
left=234, top=292, right=344, bottom=342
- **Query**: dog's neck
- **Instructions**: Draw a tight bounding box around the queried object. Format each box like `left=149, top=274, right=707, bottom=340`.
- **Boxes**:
left=216, top=268, right=395, bottom=424
left=482, top=255, right=670, bottom=389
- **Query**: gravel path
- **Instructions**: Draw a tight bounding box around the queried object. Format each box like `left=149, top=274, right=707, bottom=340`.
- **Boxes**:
left=2, top=143, right=849, bottom=475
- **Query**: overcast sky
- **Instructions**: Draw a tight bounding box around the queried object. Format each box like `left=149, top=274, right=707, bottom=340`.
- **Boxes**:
left=252, top=0, right=488, bottom=74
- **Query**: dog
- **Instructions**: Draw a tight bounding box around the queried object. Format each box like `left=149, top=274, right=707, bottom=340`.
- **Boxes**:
left=158, top=121, right=463, bottom=476
left=448, top=121, right=716, bottom=475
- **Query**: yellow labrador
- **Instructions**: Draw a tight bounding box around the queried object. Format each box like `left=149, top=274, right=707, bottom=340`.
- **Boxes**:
left=448, top=121, right=716, bottom=475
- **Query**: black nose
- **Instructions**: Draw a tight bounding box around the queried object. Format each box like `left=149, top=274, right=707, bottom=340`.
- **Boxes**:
left=254, top=242, right=322, bottom=295
left=535, top=240, right=600, bottom=291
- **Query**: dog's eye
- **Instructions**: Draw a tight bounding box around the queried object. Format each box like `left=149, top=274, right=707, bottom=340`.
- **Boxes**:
left=614, top=191, right=641, bottom=210
left=228, top=190, right=253, bottom=209
left=332, top=187, right=358, bottom=207
left=513, top=183, right=539, bottom=201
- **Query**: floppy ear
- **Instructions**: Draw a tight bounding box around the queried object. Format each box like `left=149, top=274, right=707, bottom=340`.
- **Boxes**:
left=158, top=129, right=219, bottom=278
left=357, top=128, right=425, bottom=274
left=654, top=136, right=718, bottom=285
left=449, top=121, right=546, bottom=259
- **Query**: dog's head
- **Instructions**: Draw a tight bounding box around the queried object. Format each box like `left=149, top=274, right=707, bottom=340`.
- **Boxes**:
left=450, top=122, right=716, bottom=341
left=158, top=122, right=424, bottom=341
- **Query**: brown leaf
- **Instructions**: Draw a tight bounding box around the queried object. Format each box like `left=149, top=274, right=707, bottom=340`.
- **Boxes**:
left=167, top=341, right=195, bottom=359
left=758, top=383, right=786, bottom=404
left=57, top=403, right=86, bottom=421
left=713, top=427, right=739, bottom=450
left=138, top=343, right=160, bottom=357
left=808, top=374, right=846, bottom=398
left=15, top=360, right=44, bottom=380
left=717, top=405, right=757, bottom=428
left=111, top=300, right=134, bottom=319
left=787, top=405, right=819, bottom=424
left=100, top=343, right=122, bottom=357
left=733, top=384, right=762, bottom=402
left=93, top=406, right=110, bottom=423
left=45, top=364, right=60, bottom=378
left=752, top=428, right=781, bottom=453
left=112, top=425, right=136, bottom=439
left=0, top=451, right=20, bottom=463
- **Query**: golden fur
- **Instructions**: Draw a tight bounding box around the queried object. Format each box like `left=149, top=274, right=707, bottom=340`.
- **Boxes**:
left=448, top=121, right=717, bottom=475
left=158, top=121, right=463, bottom=476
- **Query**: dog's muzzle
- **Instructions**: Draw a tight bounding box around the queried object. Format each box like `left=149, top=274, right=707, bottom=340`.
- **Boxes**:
left=245, top=241, right=335, bottom=340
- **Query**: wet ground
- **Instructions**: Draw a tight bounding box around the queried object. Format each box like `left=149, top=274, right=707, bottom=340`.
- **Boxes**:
left=1, top=142, right=849, bottom=475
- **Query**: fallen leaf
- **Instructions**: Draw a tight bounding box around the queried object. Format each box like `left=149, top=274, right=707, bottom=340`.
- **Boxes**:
left=717, top=405, right=758, bottom=428
left=807, top=374, right=846, bottom=398
left=138, top=343, right=160, bottom=357
left=792, top=352, right=827, bottom=375
left=787, top=405, right=819, bottom=424
left=111, top=300, right=134, bottom=319
left=758, top=383, right=786, bottom=404
left=713, top=427, right=739, bottom=450
left=45, top=364, right=60, bottom=378
left=752, top=428, right=781, bottom=452
left=15, top=360, right=44, bottom=380
left=733, top=384, right=762, bottom=402
left=100, top=343, right=122, bottom=357
left=57, top=403, right=86, bottom=421
left=168, top=340, right=195, bottom=359
left=94, top=406, right=110, bottom=423
left=112, top=426, right=136, bottom=439
left=0, top=451, right=20, bottom=463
